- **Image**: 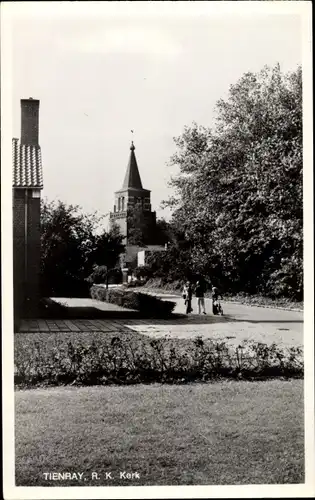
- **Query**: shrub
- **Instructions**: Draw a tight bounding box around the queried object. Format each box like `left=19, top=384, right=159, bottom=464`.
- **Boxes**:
left=86, top=266, right=122, bottom=285
left=90, top=285, right=176, bottom=318
left=14, top=334, right=303, bottom=388
left=143, top=278, right=185, bottom=292
left=90, top=285, right=107, bottom=302
left=133, top=267, right=150, bottom=281
left=124, top=280, right=143, bottom=288
left=86, top=266, right=108, bottom=285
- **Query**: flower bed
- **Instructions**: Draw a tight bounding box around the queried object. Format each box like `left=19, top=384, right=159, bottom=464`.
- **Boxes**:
left=90, top=285, right=176, bottom=318
left=15, top=331, right=303, bottom=388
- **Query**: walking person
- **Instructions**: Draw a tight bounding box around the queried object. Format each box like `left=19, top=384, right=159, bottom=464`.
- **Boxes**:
left=195, top=279, right=207, bottom=314
left=182, top=280, right=193, bottom=314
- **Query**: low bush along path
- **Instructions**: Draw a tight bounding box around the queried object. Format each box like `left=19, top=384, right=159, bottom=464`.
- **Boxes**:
left=15, top=380, right=304, bottom=486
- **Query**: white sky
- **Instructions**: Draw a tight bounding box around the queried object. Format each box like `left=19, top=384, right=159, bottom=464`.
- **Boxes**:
left=8, top=2, right=303, bottom=222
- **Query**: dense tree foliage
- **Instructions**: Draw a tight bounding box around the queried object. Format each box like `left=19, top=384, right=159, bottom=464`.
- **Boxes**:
left=144, top=225, right=194, bottom=281
left=158, top=64, right=302, bottom=299
left=127, top=202, right=170, bottom=246
left=40, top=200, right=124, bottom=296
left=86, top=265, right=123, bottom=285
left=127, top=201, right=150, bottom=246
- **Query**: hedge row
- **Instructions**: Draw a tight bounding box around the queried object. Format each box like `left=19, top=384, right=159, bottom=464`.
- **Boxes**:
left=90, top=285, right=175, bottom=318
left=15, top=333, right=303, bottom=387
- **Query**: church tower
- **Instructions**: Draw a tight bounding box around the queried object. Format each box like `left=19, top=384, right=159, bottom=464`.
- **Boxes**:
left=110, top=142, right=156, bottom=256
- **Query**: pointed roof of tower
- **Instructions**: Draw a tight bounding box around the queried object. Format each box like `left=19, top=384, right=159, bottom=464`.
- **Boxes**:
left=122, top=141, right=143, bottom=189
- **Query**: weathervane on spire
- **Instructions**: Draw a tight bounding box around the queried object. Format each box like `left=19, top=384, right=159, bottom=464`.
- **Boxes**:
left=130, top=130, right=135, bottom=150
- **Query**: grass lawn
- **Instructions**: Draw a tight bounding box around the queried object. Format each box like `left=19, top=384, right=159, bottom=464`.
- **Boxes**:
left=15, top=379, right=304, bottom=486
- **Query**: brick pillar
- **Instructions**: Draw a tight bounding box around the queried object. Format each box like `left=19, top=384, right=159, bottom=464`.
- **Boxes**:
left=13, top=189, right=41, bottom=319
left=21, top=98, right=39, bottom=145
left=13, top=190, right=26, bottom=322
left=25, top=191, right=41, bottom=317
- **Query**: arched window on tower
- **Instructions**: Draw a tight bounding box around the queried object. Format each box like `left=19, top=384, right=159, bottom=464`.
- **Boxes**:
left=118, top=197, right=121, bottom=211
left=122, top=197, right=125, bottom=211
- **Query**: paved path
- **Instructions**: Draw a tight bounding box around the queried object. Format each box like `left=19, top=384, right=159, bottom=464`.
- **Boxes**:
left=134, top=293, right=303, bottom=346
left=18, top=295, right=303, bottom=348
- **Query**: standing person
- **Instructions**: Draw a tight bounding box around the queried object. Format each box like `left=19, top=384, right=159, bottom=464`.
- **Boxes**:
left=182, top=280, right=193, bottom=314
left=195, top=279, right=207, bottom=314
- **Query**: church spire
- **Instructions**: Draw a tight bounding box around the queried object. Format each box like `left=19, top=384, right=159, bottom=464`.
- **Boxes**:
left=122, top=141, right=143, bottom=189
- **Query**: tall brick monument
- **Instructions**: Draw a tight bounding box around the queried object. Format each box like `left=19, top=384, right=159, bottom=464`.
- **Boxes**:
left=110, top=141, right=158, bottom=280
left=12, top=98, right=43, bottom=320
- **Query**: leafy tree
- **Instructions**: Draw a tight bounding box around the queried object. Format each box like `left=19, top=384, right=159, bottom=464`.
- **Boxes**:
left=40, top=200, right=125, bottom=296
left=127, top=201, right=151, bottom=246
left=86, top=265, right=123, bottom=285
left=144, top=224, right=196, bottom=283
left=92, top=222, right=125, bottom=269
left=154, top=218, right=171, bottom=245
left=127, top=203, right=170, bottom=246
left=163, top=64, right=302, bottom=299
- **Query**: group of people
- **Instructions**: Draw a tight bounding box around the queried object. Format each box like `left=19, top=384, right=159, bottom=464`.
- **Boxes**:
left=182, top=279, right=222, bottom=315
